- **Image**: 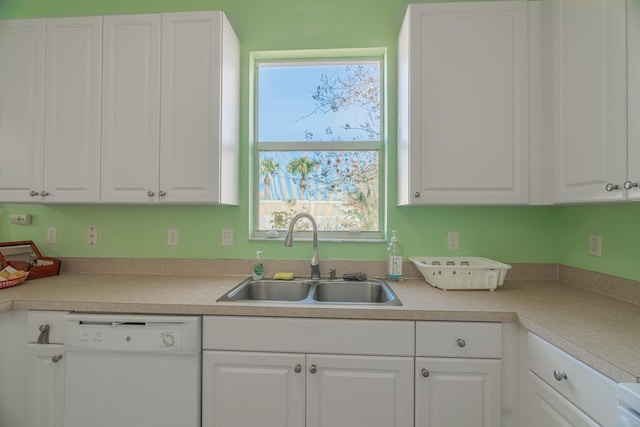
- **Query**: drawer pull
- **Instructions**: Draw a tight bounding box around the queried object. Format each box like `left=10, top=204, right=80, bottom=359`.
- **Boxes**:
left=553, top=370, right=568, bottom=381
left=309, top=364, right=317, bottom=374
left=51, top=354, right=63, bottom=363
left=294, top=364, right=302, bottom=373
left=421, top=368, right=430, bottom=378
left=456, top=338, right=466, bottom=348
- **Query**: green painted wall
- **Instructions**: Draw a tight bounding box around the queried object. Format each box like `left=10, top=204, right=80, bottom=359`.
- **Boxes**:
left=0, top=0, right=638, bottom=282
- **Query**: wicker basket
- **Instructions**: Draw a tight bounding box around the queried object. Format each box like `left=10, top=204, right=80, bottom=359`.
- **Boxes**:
left=0, top=241, right=61, bottom=280
left=410, top=257, right=511, bottom=291
left=0, top=274, right=28, bottom=290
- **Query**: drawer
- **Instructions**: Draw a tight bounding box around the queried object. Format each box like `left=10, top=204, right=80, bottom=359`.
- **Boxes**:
left=27, top=310, right=69, bottom=344
left=416, top=321, right=502, bottom=358
left=528, top=332, right=617, bottom=427
left=203, top=316, right=415, bottom=356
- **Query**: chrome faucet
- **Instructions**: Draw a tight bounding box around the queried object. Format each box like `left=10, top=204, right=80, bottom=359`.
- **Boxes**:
left=284, top=213, right=320, bottom=280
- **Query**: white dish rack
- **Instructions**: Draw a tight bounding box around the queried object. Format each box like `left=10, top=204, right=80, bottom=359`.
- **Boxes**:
left=409, top=257, right=511, bottom=291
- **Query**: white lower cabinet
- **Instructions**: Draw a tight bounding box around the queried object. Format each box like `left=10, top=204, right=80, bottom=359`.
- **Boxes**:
left=306, top=354, right=413, bottom=427
left=202, top=316, right=414, bottom=427
left=415, top=357, right=502, bottom=427
left=203, top=351, right=305, bottom=427
left=25, top=310, right=68, bottom=427
left=415, top=321, right=504, bottom=427
left=526, top=333, right=617, bottom=427
left=528, top=371, right=598, bottom=427
left=26, top=344, right=65, bottom=427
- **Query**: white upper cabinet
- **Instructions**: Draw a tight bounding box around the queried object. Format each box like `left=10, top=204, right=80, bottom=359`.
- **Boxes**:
left=398, top=1, right=529, bottom=205
left=102, top=11, right=239, bottom=204
left=101, top=14, right=161, bottom=203
left=0, top=19, right=45, bottom=202
left=43, top=17, right=102, bottom=203
left=547, top=0, right=629, bottom=203
left=160, top=11, right=240, bottom=205
left=627, top=0, right=640, bottom=200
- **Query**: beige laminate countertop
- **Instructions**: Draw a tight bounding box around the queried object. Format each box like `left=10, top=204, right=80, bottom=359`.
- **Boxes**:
left=1, top=273, right=639, bottom=383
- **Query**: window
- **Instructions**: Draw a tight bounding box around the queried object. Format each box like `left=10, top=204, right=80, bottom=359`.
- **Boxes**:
left=251, top=49, right=386, bottom=241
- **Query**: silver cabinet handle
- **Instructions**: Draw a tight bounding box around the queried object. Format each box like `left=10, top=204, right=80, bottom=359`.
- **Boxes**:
left=147, top=191, right=155, bottom=197
left=605, top=183, right=619, bottom=192
left=40, top=191, right=50, bottom=197
left=294, top=364, right=302, bottom=373
left=414, top=191, right=421, bottom=198
left=51, top=354, right=63, bottom=363
left=159, top=191, right=167, bottom=197
left=553, top=370, right=567, bottom=381
left=421, top=368, right=430, bottom=378
left=624, top=180, right=638, bottom=190
left=309, top=364, right=317, bottom=374
left=456, top=338, right=466, bottom=348
left=37, top=324, right=50, bottom=344
left=29, top=190, right=40, bottom=197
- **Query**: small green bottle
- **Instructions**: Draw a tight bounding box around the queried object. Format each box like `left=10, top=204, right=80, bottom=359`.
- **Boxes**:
left=252, top=251, right=264, bottom=280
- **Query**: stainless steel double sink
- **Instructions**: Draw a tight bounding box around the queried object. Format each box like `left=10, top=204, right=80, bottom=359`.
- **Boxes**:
left=217, top=277, right=402, bottom=306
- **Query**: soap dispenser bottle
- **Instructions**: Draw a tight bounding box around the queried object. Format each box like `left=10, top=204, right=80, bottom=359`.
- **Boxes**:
left=252, top=251, right=264, bottom=280
left=387, top=230, right=404, bottom=282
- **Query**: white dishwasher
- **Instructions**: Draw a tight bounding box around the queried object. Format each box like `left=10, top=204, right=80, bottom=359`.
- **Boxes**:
left=63, top=313, right=201, bottom=427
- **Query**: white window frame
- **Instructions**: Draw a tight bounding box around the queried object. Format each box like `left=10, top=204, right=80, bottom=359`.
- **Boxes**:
left=249, top=48, right=387, bottom=242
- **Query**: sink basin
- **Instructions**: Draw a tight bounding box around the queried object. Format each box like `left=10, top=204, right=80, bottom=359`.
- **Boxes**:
left=217, top=279, right=312, bottom=302
left=312, top=280, right=397, bottom=304
left=217, top=277, right=402, bottom=306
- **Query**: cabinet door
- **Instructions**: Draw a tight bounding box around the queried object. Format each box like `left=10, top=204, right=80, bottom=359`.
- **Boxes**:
left=548, top=0, right=627, bottom=203
left=628, top=0, right=640, bottom=199
left=26, top=344, right=65, bottom=427
left=528, top=372, right=599, bottom=427
left=306, top=354, right=413, bottom=427
left=415, top=357, right=501, bottom=427
left=0, top=19, right=45, bottom=203
left=161, top=11, right=239, bottom=204
left=202, top=351, right=305, bottom=427
left=101, top=14, right=161, bottom=203
left=398, top=1, right=529, bottom=205
left=44, top=17, right=102, bottom=203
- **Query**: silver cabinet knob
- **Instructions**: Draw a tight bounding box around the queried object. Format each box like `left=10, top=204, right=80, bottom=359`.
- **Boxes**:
left=456, top=338, right=466, bottom=348
left=294, top=364, right=302, bottom=373
left=51, top=354, right=63, bottom=363
left=421, top=368, right=430, bottom=378
left=414, top=191, right=421, bottom=198
left=40, top=191, right=50, bottom=196
left=29, top=190, right=40, bottom=197
left=553, top=370, right=567, bottom=381
left=624, top=180, right=638, bottom=190
left=309, top=364, right=317, bottom=374
left=147, top=191, right=155, bottom=197
left=159, top=190, right=167, bottom=197
left=605, top=183, right=619, bottom=192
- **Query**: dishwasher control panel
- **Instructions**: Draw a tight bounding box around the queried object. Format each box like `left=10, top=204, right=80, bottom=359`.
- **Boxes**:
left=77, top=325, right=183, bottom=350
left=64, top=314, right=201, bottom=355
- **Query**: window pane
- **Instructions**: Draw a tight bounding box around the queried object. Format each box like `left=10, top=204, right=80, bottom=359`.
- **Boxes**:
left=258, top=61, right=381, bottom=142
left=258, top=151, right=379, bottom=232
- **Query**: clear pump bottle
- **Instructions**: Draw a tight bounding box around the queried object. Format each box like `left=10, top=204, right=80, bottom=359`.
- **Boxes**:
left=387, top=230, right=403, bottom=282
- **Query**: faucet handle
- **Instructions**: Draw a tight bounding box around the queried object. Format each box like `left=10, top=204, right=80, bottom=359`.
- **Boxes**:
left=329, top=268, right=336, bottom=280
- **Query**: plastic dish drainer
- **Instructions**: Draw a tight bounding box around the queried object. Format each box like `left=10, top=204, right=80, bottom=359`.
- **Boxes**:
left=409, top=257, right=511, bottom=291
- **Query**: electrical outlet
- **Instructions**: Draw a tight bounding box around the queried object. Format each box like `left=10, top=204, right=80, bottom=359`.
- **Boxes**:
left=447, top=231, right=459, bottom=250
left=168, top=229, right=179, bottom=246
left=589, top=234, right=602, bottom=257
left=222, top=228, right=233, bottom=247
left=87, top=226, right=98, bottom=245
left=47, top=227, right=57, bottom=244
